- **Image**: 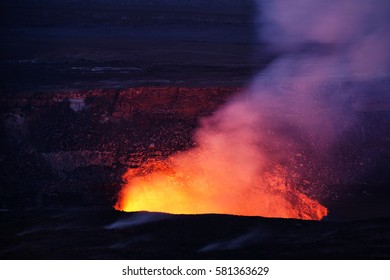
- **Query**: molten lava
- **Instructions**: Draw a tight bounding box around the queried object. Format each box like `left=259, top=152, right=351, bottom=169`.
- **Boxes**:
left=115, top=149, right=328, bottom=220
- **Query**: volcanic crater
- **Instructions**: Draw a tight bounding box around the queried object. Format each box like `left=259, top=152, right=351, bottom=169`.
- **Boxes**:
left=1, top=0, right=390, bottom=259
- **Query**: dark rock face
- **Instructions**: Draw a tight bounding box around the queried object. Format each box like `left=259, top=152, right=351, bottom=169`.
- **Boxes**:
left=1, top=209, right=390, bottom=260
left=0, top=87, right=238, bottom=209
left=1, top=85, right=390, bottom=219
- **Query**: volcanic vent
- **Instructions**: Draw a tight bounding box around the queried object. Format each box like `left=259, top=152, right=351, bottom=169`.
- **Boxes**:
left=115, top=89, right=328, bottom=221
left=115, top=158, right=328, bottom=220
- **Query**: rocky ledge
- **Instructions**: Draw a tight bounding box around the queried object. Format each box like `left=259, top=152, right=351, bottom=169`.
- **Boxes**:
left=0, top=87, right=238, bottom=209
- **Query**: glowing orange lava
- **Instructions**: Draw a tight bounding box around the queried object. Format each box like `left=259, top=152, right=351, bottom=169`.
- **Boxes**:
left=115, top=150, right=328, bottom=220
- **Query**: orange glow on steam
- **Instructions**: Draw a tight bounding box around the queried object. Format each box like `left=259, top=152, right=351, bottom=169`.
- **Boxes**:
left=115, top=149, right=328, bottom=220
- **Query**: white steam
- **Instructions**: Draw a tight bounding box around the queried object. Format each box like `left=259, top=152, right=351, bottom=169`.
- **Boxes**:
left=195, top=0, right=390, bottom=191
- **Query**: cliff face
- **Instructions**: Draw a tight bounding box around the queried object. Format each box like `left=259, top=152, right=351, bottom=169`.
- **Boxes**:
left=0, top=87, right=238, bottom=208
left=1, top=85, right=390, bottom=218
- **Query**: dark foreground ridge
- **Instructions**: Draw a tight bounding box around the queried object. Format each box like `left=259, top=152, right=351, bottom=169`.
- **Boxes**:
left=1, top=209, right=390, bottom=259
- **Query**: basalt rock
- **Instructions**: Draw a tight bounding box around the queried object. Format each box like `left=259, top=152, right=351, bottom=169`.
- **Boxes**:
left=0, top=87, right=238, bottom=208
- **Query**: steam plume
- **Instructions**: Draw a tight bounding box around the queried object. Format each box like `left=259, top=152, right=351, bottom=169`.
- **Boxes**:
left=117, top=0, right=390, bottom=219
left=196, top=0, right=390, bottom=186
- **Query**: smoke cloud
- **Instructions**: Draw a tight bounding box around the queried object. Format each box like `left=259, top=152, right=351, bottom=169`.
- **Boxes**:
left=105, top=212, right=170, bottom=229
left=117, top=0, right=390, bottom=219
left=197, top=0, right=390, bottom=186
left=198, top=228, right=267, bottom=252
